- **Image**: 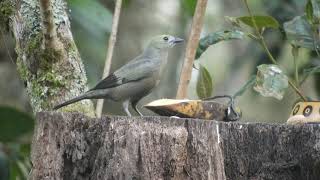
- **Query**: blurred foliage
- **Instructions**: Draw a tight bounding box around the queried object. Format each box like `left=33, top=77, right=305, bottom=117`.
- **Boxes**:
left=307, top=0, right=320, bottom=22
left=0, top=106, right=33, bottom=180
left=283, top=0, right=320, bottom=84
left=284, top=16, right=316, bottom=49
left=197, top=0, right=320, bottom=102
left=7, top=143, right=31, bottom=180
left=0, top=106, right=34, bottom=142
left=195, top=30, right=246, bottom=98
left=68, top=0, right=112, bottom=85
left=306, top=0, right=314, bottom=23
left=180, top=0, right=197, bottom=17
left=196, top=65, right=213, bottom=99
left=0, top=150, right=9, bottom=180
left=301, top=65, right=320, bottom=84
left=237, top=15, right=280, bottom=29
left=195, top=30, right=245, bottom=59
left=68, top=0, right=112, bottom=38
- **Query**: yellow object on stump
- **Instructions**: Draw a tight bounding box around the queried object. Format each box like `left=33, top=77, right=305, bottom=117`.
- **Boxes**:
left=145, top=98, right=241, bottom=122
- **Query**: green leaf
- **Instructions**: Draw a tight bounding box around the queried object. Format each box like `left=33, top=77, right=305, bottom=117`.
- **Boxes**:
left=283, top=15, right=319, bottom=50
left=0, top=106, right=34, bottom=142
left=15, top=160, right=29, bottom=179
left=196, top=65, right=213, bottom=99
left=195, top=30, right=245, bottom=59
left=237, top=15, right=280, bottom=29
left=306, top=0, right=314, bottom=23
left=9, top=159, right=22, bottom=180
left=6, top=143, right=31, bottom=180
left=233, top=75, right=256, bottom=99
left=180, top=0, right=197, bottom=16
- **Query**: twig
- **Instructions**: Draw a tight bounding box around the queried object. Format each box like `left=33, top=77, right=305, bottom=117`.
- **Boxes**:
left=242, top=0, right=307, bottom=101
left=176, top=0, right=208, bottom=99
left=96, top=0, right=122, bottom=118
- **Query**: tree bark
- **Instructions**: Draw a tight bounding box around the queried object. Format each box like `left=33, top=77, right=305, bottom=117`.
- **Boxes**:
left=31, top=112, right=320, bottom=180
left=2, top=0, right=94, bottom=116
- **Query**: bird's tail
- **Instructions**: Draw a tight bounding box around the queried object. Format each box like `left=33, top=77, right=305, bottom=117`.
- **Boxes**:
left=53, top=91, right=95, bottom=110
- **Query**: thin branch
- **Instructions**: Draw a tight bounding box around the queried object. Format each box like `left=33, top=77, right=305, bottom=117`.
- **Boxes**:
left=176, top=0, right=208, bottom=99
left=243, top=0, right=307, bottom=101
left=96, top=0, right=122, bottom=118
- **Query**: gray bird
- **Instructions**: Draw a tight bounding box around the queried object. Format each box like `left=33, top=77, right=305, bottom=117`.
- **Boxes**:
left=54, top=34, right=184, bottom=116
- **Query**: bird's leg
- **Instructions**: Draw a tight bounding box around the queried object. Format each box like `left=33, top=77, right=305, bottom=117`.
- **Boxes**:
left=131, top=99, right=143, bottom=116
left=122, top=99, right=132, bottom=117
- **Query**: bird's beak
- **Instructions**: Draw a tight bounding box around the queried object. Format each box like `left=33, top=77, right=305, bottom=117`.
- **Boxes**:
left=173, top=37, right=184, bottom=44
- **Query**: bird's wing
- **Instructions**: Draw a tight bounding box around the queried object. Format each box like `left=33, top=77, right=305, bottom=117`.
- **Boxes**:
left=90, top=56, right=159, bottom=91
left=90, top=73, right=121, bottom=90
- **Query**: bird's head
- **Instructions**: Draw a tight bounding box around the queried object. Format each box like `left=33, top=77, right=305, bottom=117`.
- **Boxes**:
left=148, top=35, right=184, bottom=49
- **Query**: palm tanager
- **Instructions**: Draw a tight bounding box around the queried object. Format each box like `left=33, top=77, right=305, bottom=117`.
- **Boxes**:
left=54, top=34, right=184, bottom=116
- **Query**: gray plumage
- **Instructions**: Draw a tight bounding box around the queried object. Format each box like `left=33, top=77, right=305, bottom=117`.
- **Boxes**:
left=53, top=34, right=183, bottom=116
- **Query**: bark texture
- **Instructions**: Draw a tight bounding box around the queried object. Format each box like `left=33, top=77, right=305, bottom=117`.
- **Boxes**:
left=3, top=0, right=94, bottom=115
left=31, top=112, right=320, bottom=180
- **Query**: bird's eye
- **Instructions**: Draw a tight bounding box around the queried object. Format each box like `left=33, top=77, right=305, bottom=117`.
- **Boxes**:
left=163, top=36, right=168, bottom=41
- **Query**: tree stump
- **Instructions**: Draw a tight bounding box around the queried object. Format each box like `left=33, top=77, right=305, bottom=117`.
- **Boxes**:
left=31, top=112, right=320, bottom=180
